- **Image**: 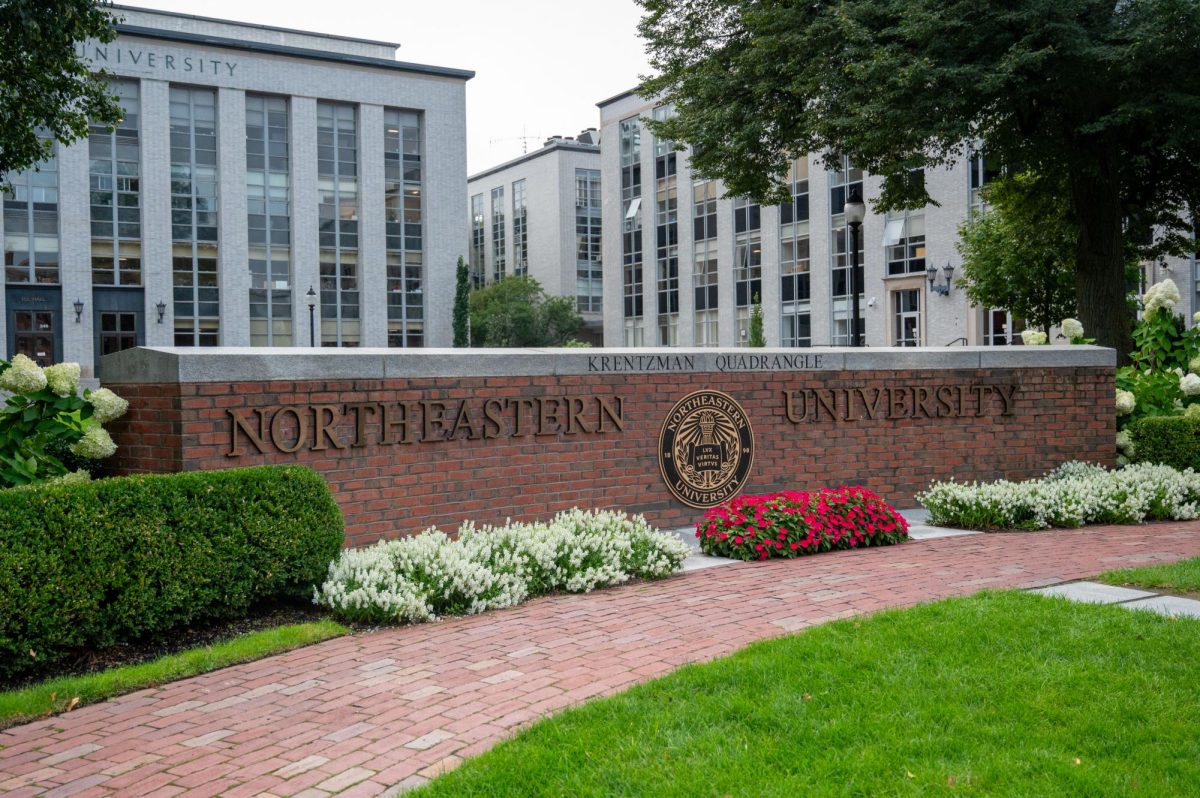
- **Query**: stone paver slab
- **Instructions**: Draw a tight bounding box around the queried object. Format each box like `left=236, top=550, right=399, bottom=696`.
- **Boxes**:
left=1030, top=581, right=1156, bottom=604
left=1123, top=594, right=1200, bottom=619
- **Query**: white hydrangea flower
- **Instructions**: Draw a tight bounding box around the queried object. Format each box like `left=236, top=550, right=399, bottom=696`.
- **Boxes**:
left=1115, top=389, right=1136, bottom=415
left=1185, top=403, right=1200, bottom=419
left=0, top=354, right=47, bottom=394
left=43, top=362, right=80, bottom=397
left=51, top=469, right=92, bottom=485
left=1020, top=330, right=1048, bottom=346
left=1142, top=278, right=1181, bottom=318
left=1115, top=430, right=1132, bottom=452
left=87, top=388, right=129, bottom=424
left=1181, top=373, right=1200, bottom=396
left=1190, top=356, right=1200, bottom=374
left=70, top=424, right=116, bottom=459
left=1061, top=318, right=1084, bottom=340
left=1174, top=367, right=1186, bottom=378
left=1194, top=311, right=1200, bottom=325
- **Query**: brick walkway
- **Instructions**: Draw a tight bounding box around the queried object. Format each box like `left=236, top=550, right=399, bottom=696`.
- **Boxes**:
left=3, top=523, right=1200, bottom=797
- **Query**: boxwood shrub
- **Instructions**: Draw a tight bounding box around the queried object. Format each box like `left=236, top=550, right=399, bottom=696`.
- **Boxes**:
left=1128, top=415, right=1200, bottom=471
left=0, top=466, right=343, bottom=682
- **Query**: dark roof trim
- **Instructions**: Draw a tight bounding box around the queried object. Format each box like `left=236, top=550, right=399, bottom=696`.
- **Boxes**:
left=596, top=87, right=640, bottom=108
left=468, top=141, right=600, bottom=184
left=113, top=24, right=475, bottom=81
left=110, top=4, right=401, bottom=49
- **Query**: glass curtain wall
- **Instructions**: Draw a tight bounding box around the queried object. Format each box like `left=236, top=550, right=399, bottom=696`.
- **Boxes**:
left=246, top=94, right=292, bottom=346
left=169, top=87, right=218, bottom=346
left=317, top=102, right=359, bottom=346
left=384, top=108, right=424, bottom=347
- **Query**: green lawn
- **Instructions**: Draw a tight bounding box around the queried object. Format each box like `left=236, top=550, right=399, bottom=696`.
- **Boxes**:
left=0, top=621, right=347, bottom=729
left=414, top=592, right=1200, bottom=797
left=1099, top=555, right=1200, bottom=596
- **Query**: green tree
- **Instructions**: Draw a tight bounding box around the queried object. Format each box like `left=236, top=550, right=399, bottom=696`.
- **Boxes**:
left=748, top=294, right=765, bottom=347
left=956, top=173, right=1078, bottom=335
left=1, top=0, right=122, bottom=177
left=452, top=256, right=470, bottom=347
left=469, top=276, right=583, bottom=347
left=637, top=0, right=1200, bottom=360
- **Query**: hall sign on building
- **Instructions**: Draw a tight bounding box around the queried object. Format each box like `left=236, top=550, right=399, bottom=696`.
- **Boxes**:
left=102, top=347, right=1116, bottom=547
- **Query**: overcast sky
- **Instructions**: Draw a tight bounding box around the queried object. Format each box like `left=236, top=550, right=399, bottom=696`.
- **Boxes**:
left=114, top=0, right=653, bottom=174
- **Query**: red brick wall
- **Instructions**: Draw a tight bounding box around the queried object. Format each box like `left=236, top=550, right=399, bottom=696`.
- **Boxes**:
left=106, top=368, right=1114, bottom=548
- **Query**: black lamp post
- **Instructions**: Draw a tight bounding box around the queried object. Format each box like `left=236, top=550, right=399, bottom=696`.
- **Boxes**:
left=304, top=286, right=317, bottom=347
left=844, top=186, right=866, bottom=346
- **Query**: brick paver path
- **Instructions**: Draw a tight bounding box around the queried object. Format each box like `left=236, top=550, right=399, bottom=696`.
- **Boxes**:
left=3, top=523, right=1200, bottom=797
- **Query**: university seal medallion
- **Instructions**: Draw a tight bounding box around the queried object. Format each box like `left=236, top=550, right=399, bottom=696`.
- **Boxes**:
left=658, top=390, right=754, bottom=507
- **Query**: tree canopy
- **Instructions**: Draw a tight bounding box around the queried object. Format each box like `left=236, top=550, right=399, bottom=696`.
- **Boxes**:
left=956, top=173, right=1078, bottom=335
left=468, top=276, right=583, bottom=348
left=638, top=0, right=1200, bottom=357
left=0, top=0, right=121, bottom=177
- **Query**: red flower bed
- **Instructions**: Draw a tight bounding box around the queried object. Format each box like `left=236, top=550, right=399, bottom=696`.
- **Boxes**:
left=696, top=486, right=910, bottom=561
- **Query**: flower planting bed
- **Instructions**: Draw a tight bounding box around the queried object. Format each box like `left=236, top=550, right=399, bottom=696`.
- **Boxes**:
left=696, top=486, right=910, bottom=561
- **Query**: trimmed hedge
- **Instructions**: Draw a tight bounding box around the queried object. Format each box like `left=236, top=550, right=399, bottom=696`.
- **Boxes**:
left=1128, top=415, right=1200, bottom=471
left=0, top=466, right=343, bottom=682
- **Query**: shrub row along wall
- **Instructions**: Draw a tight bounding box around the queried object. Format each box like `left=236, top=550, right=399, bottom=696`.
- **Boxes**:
left=103, top=347, right=1116, bottom=547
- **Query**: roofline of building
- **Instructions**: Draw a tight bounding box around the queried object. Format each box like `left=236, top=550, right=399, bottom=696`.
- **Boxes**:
left=596, top=87, right=641, bottom=109
left=110, top=3, right=402, bottom=49
left=468, top=140, right=600, bottom=184
left=113, top=24, right=476, bottom=81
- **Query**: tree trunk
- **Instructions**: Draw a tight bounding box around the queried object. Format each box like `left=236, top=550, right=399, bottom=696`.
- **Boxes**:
left=1068, top=143, right=1132, bottom=365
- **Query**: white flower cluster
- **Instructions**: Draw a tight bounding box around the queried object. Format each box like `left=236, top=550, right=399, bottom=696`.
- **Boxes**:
left=0, top=354, right=47, bottom=393
left=70, top=424, right=117, bottom=459
left=87, top=388, right=129, bottom=424
left=1115, top=389, right=1136, bottom=415
left=1142, top=278, right=1181, bottom=318
left=313, top=508, right=691, bottom=624
left=43, top=362, right=80, bottom=397
left=1020, top=330, right=1048, bottom=346
left=917, top=461, right=1200, bottom=530
left=1061, top=318, right=1084, bottom=340
left=1182, top=373, right=1200, bottom=397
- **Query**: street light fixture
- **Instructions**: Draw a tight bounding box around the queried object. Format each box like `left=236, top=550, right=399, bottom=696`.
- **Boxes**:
left=844, top=186, right=866, bottom=347
left=304, top=286, right=317, bottom=347
left=927, top=261, right=955, bottom=296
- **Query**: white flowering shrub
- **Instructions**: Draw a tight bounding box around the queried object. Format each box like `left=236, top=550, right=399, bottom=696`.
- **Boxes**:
left=314, top=508, right=691, bottom=624
left=917, top=461, right=1200, bottom=531
left=0, top=356, right=128, bottom=487
left=1116, top=278, right=1200, bottom=430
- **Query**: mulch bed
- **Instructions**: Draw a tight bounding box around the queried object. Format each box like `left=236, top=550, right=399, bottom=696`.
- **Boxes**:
left=2, top=601, right=334, bottom=692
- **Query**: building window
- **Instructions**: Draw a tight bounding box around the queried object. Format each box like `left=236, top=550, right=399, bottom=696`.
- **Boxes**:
left=490, top=185, right=506, bottom=282
left=11, top=310, right=55, bottom=365
left=829, top=155, right=864, bottom=346
left=653, top=106, right=678, bottom=346
left=4, top=130, right=59, bottom=286
left=385, top=108, right=423, bottom=347
left=893, top=289, right=921, bottom=346
left=170, top=87, right=218, bottom=346
left=246, top=94, right=292, bottom=347
left=89, top=80, right=140, bottom=288
left=884, top=212, right=926, bottom=276
left=318, top=102, right=359, bottom=347
left=693, top=237, right=719, bottom=346
left=512, top=178, right=527, bottom=277
left=99, top=311, right=138, bottom=357
left=693, top=179, right=717, bottom=242
left=969, top=151, right=999, bottom=216
left=733, top=197, right=761, bottom=344
left=470, top=193, right=485, bottom=288
left=575, top=168, right=602, bottom=313
left=780, top=158, right=811, bottom=347
left=620, top=115, right=643, bottom=345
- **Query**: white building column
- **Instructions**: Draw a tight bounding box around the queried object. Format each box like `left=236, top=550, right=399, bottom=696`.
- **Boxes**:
left=216, top=87, right=248, bottom=345
left=57, top=138, right=93, bottom=375
left=140, top=78, right=174, bottom=347
left=357, top=103, right=387, bottom=347
left=290, top=96, right=319, bottom=347
left=716, top=191, right=737, bottom=346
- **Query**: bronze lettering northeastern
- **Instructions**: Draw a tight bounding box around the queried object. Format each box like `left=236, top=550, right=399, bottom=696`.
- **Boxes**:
left=658, top=390, right=755, bottom=509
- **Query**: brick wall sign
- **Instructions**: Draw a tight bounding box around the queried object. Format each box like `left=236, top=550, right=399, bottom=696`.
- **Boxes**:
left=103, top=346, right=1116, bottom=548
